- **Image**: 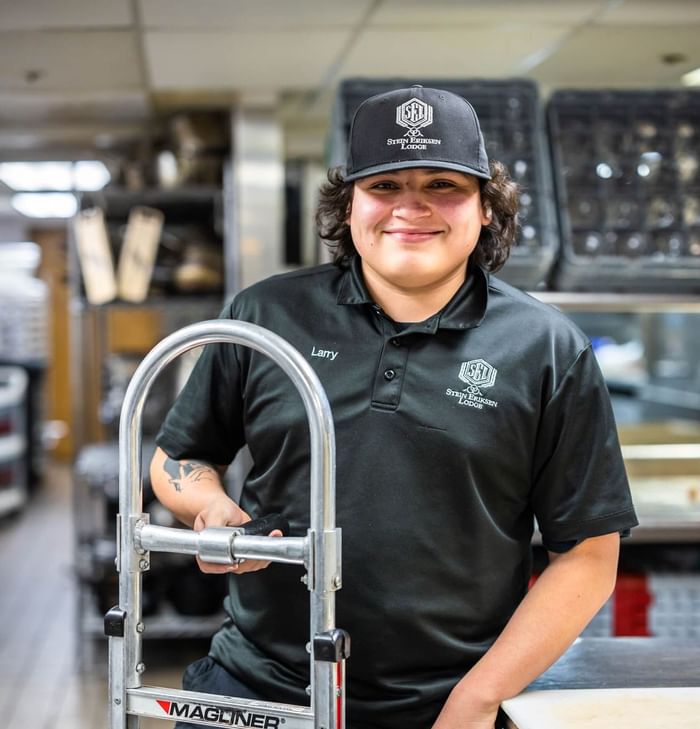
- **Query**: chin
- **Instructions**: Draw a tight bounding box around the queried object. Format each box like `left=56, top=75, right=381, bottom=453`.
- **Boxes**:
left=386, top=268, right=440, bottom=288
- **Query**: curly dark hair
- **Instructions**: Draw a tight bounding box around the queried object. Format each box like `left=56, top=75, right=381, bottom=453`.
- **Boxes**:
left=315, top=161, right=520, bottom=272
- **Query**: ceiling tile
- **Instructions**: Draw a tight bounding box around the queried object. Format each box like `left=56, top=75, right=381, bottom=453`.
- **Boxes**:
left=0, top=0, right=132, bottom=29
left=530, top=26, right=700, bottom=87
left=0, top=0, right=698, bottom=153
left=338, top=26, right=571, bottom=80
left=144, top=30, right=351, bottom=90
left=139, top=0, right=373, bottom=30
left=598, top=0, right=700, bottom=25
left=0, top=31, right=144, bottom=92
left=370, top=0, right=605, bottom=26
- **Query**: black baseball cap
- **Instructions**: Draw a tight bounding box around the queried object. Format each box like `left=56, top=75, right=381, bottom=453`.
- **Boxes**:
left=343, top=85, right=491, bottom=182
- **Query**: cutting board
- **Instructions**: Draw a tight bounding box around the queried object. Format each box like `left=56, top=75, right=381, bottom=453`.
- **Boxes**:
left=501, top=687, right=700, bottom=729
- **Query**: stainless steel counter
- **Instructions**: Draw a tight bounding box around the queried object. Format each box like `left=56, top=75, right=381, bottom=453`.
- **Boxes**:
left=527, top=637, right=700, bottom=691
left=502, top=638, right=700, bottom=729
left=628, top=514, right=700, bottom=543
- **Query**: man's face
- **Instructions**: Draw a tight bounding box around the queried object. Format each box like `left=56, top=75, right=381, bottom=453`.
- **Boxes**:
left=348, top=167, right=491, bottom=298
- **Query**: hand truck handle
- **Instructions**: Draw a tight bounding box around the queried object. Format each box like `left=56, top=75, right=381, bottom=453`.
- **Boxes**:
left=136, top=513, right=304, bottom=565
left=110, top=320, right=345, bottom=729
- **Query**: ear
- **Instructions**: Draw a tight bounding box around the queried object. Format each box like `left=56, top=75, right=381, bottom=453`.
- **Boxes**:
left=481, top=204, right=493, bottom=226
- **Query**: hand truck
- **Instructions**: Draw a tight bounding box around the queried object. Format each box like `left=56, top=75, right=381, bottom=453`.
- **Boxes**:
left=106, top=319, right=349, bottom=729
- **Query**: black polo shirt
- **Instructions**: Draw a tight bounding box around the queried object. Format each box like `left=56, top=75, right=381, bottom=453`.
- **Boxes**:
left=156, top=257, right=637, bottom=729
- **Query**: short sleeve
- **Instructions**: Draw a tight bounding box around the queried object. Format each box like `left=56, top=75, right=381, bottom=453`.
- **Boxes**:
left=531, top=344, right=638, bottom=544
left=155, top=303, right=245, bottom=466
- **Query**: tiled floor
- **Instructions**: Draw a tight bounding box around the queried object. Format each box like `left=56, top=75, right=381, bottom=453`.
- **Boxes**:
left=0, top=459, right=206, bottom=729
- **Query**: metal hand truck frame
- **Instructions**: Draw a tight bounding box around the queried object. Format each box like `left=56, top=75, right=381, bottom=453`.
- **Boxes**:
left=106, top=320, right=349, bottom=729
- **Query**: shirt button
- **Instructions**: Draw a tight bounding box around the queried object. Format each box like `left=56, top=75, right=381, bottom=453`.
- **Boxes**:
left=384, top=369, right=396, bottom=381
left=390, top=338, right=401, bottom=347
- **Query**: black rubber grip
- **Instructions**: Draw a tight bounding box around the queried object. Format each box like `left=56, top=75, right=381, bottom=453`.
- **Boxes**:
left=241, top=513, right=290, bottom=536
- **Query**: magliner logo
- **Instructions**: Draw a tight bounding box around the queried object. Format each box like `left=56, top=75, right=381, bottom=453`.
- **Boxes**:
left=396, top=98, right=433, bottom=137
left=156, top=699, right=284, bottom=727
left=445, top=359, right=499, bottom=411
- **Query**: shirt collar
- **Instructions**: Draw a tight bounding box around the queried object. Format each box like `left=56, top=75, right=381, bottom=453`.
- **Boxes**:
left=336, top=255, right=489, bottom=332
left=336, top=255, right=374, bottom=306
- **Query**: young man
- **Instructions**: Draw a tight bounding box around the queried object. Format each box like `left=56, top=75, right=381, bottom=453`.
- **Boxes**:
left=151, top=85, right=637, bottom=729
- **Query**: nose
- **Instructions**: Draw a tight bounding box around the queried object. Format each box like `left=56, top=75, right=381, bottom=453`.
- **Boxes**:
left=392, top=190, right=431, bottom=219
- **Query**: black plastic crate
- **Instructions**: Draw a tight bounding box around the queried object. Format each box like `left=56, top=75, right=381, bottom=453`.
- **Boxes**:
left=548, top=89, right=700, bottom=292
left=328, top=78, right=559, bottom=290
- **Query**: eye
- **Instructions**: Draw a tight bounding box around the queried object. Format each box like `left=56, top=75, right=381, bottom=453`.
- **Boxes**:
left=429, top=179, right=458, bottom=189
left=367, top=180, right=399, bottom=190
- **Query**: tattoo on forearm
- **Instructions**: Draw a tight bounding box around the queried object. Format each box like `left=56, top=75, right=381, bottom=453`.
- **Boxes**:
left=163, top=458, right=217, bottom=492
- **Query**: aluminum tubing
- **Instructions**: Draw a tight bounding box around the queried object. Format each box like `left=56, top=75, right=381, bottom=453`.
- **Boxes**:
left=117, top=319, right=336, bottom=706
left=137, top=523, right=307, bottom=566
left=231, top=534, right=307, bottom=565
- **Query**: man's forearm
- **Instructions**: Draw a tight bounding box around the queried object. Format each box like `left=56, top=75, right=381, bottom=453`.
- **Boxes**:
left=150, top=446, right=277, bottom=575
left=150, top=446, right=236, bottom=527
left=447, top=533, right=620, bottom=717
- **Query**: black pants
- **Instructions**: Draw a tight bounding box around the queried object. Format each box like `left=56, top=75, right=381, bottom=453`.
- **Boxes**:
left=174, top=656, right=264, bottom=729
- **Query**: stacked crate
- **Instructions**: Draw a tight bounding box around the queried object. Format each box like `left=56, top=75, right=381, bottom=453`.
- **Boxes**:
left=647, top=574, right=700, bottom=638
left=548, top=89, right=700, bottom=291
left=532, top=570, right=700, bottom=637
left=0, top=367, right=28, bottom=516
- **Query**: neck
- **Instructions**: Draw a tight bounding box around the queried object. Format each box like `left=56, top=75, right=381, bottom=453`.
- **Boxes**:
left=361, top=264, right=468, bottom=322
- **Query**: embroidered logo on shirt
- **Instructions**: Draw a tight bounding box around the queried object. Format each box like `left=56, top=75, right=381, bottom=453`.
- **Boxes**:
left=445, top=359, right=499, bottom=410
left=311, top=346, right=338, bottom=361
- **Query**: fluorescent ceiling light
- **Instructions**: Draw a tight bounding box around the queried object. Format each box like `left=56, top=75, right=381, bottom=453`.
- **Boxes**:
left=11, top=193, right=78, bottom=219
left=74, top=161, right=111, bottom=191
left=0, top=162, right=72, bottom=191
left=681, top=67, right=700, bottom=86
left=0, top=160, right=110, bottom=192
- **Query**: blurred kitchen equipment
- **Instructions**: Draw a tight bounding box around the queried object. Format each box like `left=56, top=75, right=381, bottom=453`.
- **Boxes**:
left=549, top=89, right=700, bottom=292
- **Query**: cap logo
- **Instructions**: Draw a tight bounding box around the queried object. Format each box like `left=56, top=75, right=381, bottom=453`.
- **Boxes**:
left=387, top=98, right=442, bottom=151
left=396, top=99, right=433, bottom=137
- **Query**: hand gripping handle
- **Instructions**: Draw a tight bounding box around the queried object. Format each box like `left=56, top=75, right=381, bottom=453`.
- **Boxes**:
left=137, top=513, right=295, bottom=565
left=237, top=513, right=290, bottom=537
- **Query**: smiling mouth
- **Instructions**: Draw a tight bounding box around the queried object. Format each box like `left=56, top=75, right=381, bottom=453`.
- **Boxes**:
left=385, top=229, right=442, bottom=240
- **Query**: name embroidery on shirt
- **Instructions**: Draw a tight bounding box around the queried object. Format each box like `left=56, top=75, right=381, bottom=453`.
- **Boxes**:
left=445, top=358, right=499, bottom=410
left=311, top=346, right=338, bottom=361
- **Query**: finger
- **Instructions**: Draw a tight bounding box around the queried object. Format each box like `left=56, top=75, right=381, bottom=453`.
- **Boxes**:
left=232, top=509, right=251, bottom=527
left=232, top=559, right=272, bottom=574
left=195, top=555, right=236, bottom=574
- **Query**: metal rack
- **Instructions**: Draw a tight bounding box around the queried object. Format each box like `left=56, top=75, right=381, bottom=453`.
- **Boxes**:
left=68, top=185, right=230, bottom=660
left=533, top=290, right=700, bottom=639
left=0, top=366, right=28, bottom=517
left=532, top=291, right=700, bottom=313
